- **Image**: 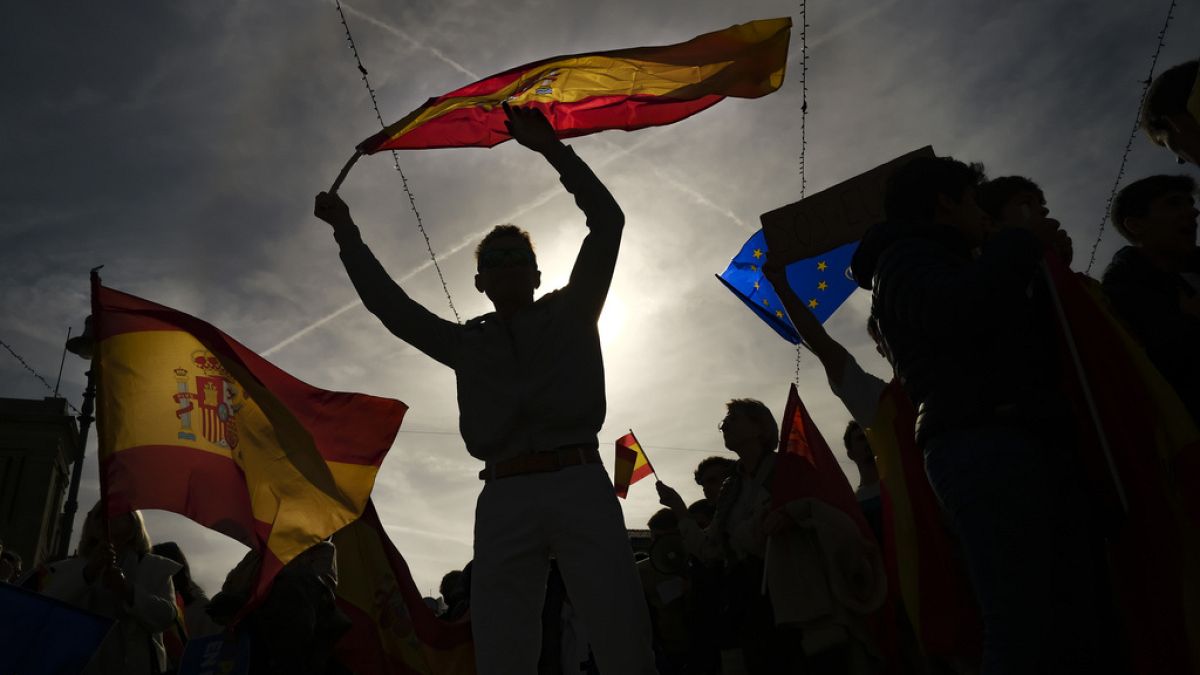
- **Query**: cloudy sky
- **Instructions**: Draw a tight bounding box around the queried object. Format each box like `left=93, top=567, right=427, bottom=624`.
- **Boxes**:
left=3, top=0, right=1197, bottom=595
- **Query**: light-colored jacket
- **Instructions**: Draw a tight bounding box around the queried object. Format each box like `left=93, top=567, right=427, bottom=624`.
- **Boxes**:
left=767, top=498, right=887, bottom=671
left=42, top=552, right=181, bottom=674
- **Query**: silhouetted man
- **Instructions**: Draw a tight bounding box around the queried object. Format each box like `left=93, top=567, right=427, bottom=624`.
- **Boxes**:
left=1102, top=174, right=1200, bottom=423
left=315, top=102, right=656, bottom=675
left=1141, top=60, right=1200, bottom=167
left=849, top=157, right=1114, bottom=674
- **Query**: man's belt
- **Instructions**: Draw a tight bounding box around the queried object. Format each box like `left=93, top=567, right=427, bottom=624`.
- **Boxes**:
left=479, top=445, right=602, bottom=482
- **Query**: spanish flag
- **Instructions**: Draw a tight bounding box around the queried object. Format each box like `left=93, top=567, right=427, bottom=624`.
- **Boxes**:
left=868, top=383, right=981, bottom=663
left=614, top=431, right=654, bottom=499
left=92, top=273, right=407, bottom=598
left=1042, top=256, right=1200, bottom=674
left=333, top=502, right=474, bottom=675
left=359, top=18, right=790, bottom=152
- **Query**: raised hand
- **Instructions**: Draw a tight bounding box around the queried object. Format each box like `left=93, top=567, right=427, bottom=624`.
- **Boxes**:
left=502, top=101, right=562, bottom=154
left=655, top=481, right=688, bottom=517
left=314, top=191, right=353, bottom=231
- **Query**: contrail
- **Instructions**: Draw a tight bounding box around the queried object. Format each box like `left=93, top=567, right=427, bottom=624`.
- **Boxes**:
left=335, top=1, right=479, bottom=80
left=650, top=166, right=751, bottom=231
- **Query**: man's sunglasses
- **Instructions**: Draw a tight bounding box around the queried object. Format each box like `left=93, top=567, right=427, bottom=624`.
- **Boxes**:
left=478, top=247, right=536, bottom=270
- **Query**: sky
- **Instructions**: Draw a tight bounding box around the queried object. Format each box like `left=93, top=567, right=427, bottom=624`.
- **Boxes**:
left=2, top=0, right=1197, bottom=596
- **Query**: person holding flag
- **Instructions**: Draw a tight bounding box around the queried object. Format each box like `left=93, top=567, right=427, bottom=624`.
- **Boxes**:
left=849, top=156, right=1118, bottom=674
left=315, top=102, right=657, bottom=675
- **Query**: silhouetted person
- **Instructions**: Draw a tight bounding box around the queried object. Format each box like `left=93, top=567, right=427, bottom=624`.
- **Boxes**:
left=843, top=421, right=883, bottom=544
left=850, top=157, right=1115, bottom=674
left=686, top=499, right=716, bottom=530
left=638, top=509, right=691, bottom=675
left=209, top=542, right=351, bottom=675
left=151, top=541, right=220, bottom=672
left=315, top=102, right=656, bottom=675
left=1102, top=174, right=1200, bottom=423
left=439, top=569, right=469, bottom=621
left=693, top=456, right=736, bottom=503
left=1141, top=60, right=1200, bottom=167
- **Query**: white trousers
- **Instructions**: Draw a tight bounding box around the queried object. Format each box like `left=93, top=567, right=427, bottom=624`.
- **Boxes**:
left=471, top=463, right=658, bottom=675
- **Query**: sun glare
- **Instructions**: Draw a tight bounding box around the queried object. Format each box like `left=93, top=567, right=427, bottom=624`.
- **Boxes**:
left=599, top=292, right=628, bottom=346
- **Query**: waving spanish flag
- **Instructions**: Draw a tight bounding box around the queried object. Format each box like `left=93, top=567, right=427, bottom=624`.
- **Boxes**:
left=614, top=431, right=655, bottom=499
left=91, top=272, right=406, bottom=599
left=334, top=502, right=475, bottom=675
left=1041, top=256, right=1200, bottom=674
left=359, top=18, right=790, bottom=152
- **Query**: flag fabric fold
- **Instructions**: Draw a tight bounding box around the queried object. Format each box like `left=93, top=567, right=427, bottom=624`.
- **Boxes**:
left=1042, top=256, right=1200, bottom=674
left=868, top=382, right=981, bottom=662
left=613, top=431, right=655, bottom=499
left=717, top=230, right=859, bottom=344
left=333, top=502, right=475, bottom=675
left=92, top=276, right=407, bottom=598
left=359, top=18, right=790, bottom=152
left=771, top=384, right=871, bottom=535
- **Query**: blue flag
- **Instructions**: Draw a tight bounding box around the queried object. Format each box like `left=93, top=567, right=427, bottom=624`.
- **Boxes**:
left=716, top=230, right=859, bottom=344
left=0, top=582, right=114, bottom=675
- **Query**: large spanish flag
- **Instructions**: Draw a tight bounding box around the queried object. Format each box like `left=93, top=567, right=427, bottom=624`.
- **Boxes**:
left=1043, top=256, right=1200, bottom=674
left=613, top=431, right=654, bottom=499
left=359, top=18, right=790, bottom=152
left=92, top=274, right=407, bottom=598
left=868, top=383, right=981, bottom=663
left=333, top=502, right=475, bottom=675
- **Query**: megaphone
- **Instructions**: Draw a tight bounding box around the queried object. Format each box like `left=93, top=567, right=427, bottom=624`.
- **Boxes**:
left=649, top=532, right=687, bottom=576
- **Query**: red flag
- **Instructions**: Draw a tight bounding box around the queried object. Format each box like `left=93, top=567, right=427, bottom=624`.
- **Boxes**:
left=771, top=384, right=871, bottom=538
left=770, top=384, right=895, bottom=668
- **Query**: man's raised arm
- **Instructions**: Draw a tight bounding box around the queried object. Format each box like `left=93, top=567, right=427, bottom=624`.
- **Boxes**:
left=504, top=103, right=625, bottom=321
left=315, top=191, right=461, bottom=368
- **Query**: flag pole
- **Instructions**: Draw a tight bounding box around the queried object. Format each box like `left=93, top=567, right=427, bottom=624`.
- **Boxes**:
left=330, top=150, right=363, bottom=194
left=1041, top=261, right=1129, bottom=514
left=634, top=429, right=658, bottom=476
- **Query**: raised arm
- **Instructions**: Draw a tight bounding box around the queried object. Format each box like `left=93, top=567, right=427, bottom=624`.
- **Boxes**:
left=764, top=258, right=888, bottom=428
left=315, top=191, right=462, bottom=368
left=504, top=102, right=625, bottom=322
left=763, top=259, right=851, bottom=383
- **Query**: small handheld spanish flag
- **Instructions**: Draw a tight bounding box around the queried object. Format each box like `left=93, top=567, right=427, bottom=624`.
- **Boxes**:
left=614, top=431, right=655, bottom=499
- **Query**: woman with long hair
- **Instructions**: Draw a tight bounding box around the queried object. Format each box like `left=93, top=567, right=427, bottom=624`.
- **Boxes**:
left=41, top=503, right=181, bottom=674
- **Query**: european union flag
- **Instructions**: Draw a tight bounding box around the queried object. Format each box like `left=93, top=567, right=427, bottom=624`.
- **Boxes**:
left=716, top=230, right=859, bottom=344
left=0, top=582, right=114, bottom=675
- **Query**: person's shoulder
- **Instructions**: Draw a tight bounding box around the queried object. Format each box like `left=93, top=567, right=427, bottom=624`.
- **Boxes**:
left=138, top=553, right=182, bottom=580
left=1101, top=245, right=1151, bottom=286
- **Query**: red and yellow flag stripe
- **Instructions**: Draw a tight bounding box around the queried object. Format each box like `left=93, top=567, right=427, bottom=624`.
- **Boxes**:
left=334, top=502, right=475, bottom=675
left=614, top=431, right=654, bottom=499
left=359, top=18, right=790, bottom=151
left=94, top=278, right=407, bottom=595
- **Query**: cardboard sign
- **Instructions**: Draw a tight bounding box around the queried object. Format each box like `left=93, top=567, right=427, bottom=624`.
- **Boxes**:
left=761, top=146, right=935, bottom=264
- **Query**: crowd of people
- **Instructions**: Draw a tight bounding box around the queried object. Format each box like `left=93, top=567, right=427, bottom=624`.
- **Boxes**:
left=3, top=58, right=1198, bottom=674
